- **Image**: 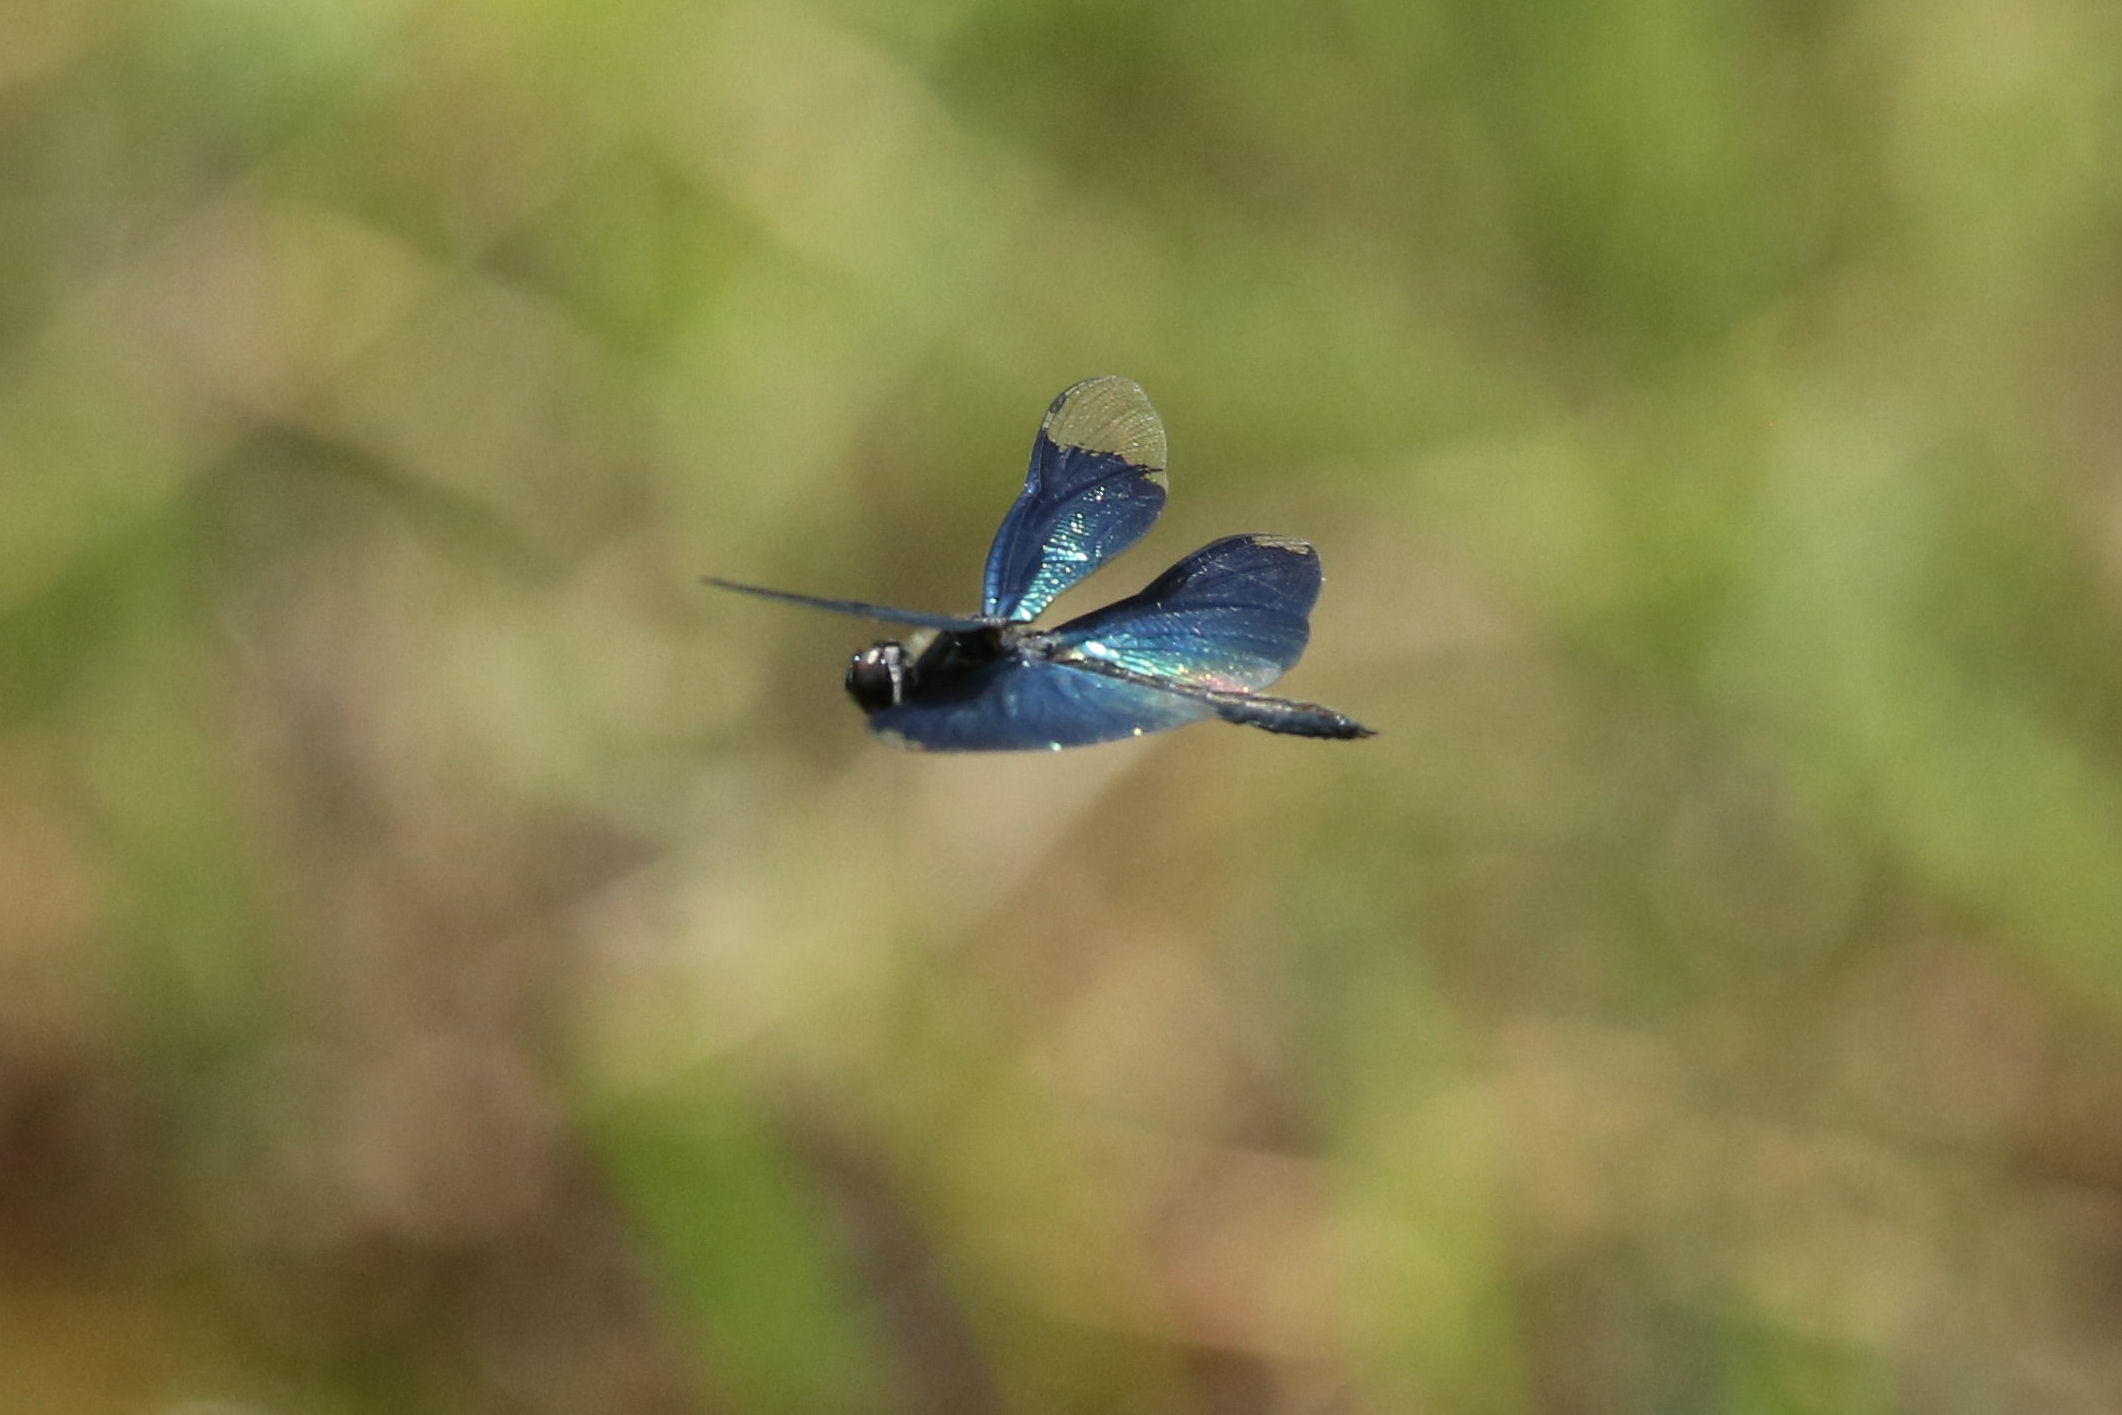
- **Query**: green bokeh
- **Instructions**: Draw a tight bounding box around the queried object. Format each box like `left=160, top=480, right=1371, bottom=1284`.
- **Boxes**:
left=4, top=0, right=2122, bottom=1411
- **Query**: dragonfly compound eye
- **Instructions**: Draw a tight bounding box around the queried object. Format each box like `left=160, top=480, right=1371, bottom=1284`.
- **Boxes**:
left=844, top=643, right=907, bottom=711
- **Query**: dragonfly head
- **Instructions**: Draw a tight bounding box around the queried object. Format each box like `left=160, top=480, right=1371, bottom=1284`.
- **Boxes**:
left=845, top=641, right=909, bottom=712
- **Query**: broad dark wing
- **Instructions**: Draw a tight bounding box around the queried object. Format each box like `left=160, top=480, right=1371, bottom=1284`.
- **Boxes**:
left=867, top=658, right=1213, bottom=751
left=981, top=377, right=1169, bottom=623
left=704, top=578, right=992, bottom=631
left=1043, top=535, right=1321, bottom=690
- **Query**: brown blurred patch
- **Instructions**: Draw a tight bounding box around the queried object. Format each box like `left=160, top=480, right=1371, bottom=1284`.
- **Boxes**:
left=0, top=746, right=158, bottom=1268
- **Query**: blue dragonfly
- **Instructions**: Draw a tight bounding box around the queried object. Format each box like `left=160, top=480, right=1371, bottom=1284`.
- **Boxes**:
left=707, top=377, right=1374, bottom=751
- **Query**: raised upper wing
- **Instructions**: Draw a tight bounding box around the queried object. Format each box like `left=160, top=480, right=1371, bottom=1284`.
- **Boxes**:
left=981, top=377, right=1169, bottom=622
left=1041, top=534, right=1322, bottom=690
left=866, top=657, right=1214, bottom=751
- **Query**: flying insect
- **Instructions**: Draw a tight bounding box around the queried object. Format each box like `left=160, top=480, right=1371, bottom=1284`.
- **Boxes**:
left=707, top=377, right=1374, bottom=751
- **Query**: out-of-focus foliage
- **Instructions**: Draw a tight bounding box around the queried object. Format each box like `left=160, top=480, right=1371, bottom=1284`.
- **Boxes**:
left=5, top=0, right=2122, bottom=1410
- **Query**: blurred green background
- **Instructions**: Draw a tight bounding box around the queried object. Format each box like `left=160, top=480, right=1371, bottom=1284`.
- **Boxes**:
left=5, top=0, right=2122, bottom=1410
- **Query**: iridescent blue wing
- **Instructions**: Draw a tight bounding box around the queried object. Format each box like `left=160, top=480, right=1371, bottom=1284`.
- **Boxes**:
left=867, top=658, right=1214, bottom=751
left=1039, top=535, right=1369, bottom=737
left=1043, top=534, right=1322, bottom=690
left=981, top=377, right=1169, bottom=623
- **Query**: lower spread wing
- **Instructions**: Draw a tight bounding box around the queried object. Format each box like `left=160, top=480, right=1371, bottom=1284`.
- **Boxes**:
left=1043, top=534, right=1322, bottom=690
left=866, top=657, right=1213, bottom=751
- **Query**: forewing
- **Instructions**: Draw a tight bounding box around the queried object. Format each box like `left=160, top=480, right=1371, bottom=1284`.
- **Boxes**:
left=1045, top=535, right=1322, bottom=690
left=982, top=377, right=1169, bottom=622
left=703, top=578, right=991, bottom=631
left=867, top=658, right=1212, bottom=751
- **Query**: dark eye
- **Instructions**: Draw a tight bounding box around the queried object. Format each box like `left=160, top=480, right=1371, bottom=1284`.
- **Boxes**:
left=844, top=646, right=902, bottom=711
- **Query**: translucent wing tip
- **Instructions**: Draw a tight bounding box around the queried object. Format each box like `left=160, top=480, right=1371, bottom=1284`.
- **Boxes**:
left=1043, top=376, right=1168, bottom=481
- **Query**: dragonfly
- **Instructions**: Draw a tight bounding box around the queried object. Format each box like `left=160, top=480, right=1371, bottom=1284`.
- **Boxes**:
left=706, top=376, right=1375, bottom=751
